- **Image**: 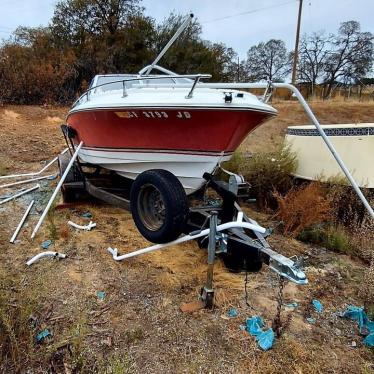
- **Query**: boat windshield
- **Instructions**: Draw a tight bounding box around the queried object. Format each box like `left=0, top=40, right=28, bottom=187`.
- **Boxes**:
left=94, top=74, right=192, bottom=92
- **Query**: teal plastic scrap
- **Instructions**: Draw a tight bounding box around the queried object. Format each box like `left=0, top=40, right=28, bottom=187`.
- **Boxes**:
left=245, top=316, right=275, bottom=351
left=306, top=317, right=316, bottom=324
left=41, top=240, right=52, bottom=249
left=36, top=329, right=51, bottom=343
left=257, top=328, right=275, bottom=351
left=312, top=299, right=323, bottom=313
left=342, top=305, right=374, bottom=347
left=82, top=212, right=93, bottom=218
left=227, top=308, right=238, bottom=318
left=246, top=316, right=264, bottom=336
left=97, top=291, right=106, bottom=300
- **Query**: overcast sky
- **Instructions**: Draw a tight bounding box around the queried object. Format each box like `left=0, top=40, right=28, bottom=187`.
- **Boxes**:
left=0, top=0, right=373, bottom=58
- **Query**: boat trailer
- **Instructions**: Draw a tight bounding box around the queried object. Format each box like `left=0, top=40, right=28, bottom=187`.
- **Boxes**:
left=58, top=139, right=307, bottom=308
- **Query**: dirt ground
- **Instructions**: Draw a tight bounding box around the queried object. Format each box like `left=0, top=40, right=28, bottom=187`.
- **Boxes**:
left=0, top=102, right=373, bottom=373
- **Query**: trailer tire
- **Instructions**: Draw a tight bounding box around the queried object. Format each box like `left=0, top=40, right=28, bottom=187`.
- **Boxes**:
left=130, top=169, right=189, bottom=244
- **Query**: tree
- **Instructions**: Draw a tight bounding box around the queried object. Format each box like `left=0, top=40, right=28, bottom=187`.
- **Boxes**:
left=246, top=39, right=291, bottom=82
left=323, top=21, right=373, bottom=98
left=297, top=31, right=331, bottom=96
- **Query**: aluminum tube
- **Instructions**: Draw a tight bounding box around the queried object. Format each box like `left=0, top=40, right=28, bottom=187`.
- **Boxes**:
left=107, top=220, right=266, bottom=261
left=31, top=142, right=83, bottom=239
left=0, top=174, right=56, bottom=189
left=143, top=14, right=193, bottom=76
left=10, top=200, right=34, bottom=243
left=0, top=184, right=39, bottom=205
left=26, top=251, right=66, bottom=266
left=0, top=148, right=68, bottom=180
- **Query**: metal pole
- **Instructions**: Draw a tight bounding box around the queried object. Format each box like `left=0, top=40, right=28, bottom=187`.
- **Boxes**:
left=143, top=14, right=194, bottom=76
left=10, top=200, right=34, bottom=243
left=0, top=174, right=56, bottom=189
left=291, top=0, right=303, bottom=85
left=0, top=184, right=39, bottom=206
left=0, top=148, right=68, bottom=180
left=30, top=141, right=83, bottom=239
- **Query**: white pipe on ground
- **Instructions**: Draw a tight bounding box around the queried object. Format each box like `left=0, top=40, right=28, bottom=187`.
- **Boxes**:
left=0, top=148, right=68, bottom=180
left=30, top=142, right=83, bottom=239
left=10, top=200, right=35, bottom=243
left=68, top=220, right=96, bottom=231
left=26, top=251, right=66, bottom=266
left=107, top=219, right=266, bottom=261
left=0, top=174, right=56, bottom=189
left=0, top=184, right=40, bottom=206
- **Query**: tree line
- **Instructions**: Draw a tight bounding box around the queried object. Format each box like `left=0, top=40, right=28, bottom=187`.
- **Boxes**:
left=0, top=0, right=372, bottom=104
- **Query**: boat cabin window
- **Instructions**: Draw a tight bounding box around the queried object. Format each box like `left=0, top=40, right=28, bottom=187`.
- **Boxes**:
left=94, top=75, right=139, bottom=92
left=92, top=74, right=193, bottom=93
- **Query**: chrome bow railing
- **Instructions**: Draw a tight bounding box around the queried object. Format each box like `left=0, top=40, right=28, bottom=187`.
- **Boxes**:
left=71, top=73, right=212, bottom=108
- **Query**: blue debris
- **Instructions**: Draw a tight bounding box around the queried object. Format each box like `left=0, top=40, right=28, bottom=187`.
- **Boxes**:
left=312, top=299, right=323, bottom=313
left=245, top=316, right=274, bottom=350
left=306, top=317, right=316, bottom=324
left=246, top=316, right=264, bottom=336
left=97, top=291, right=106, bottom=300
left=239, top=324, right=246, bottom=331
left=284, top=302, right=298, bottom=310
left=342, top=305, right=374, bottom=347
left=82, top=212, right=93, bottom=219
left=47, top=175, right=58, bottom=180
left=41, top=240, right=52, bottom=249
left=36, top=329, right=51, bottom=343
left=227, top=308, right=238, bottom=318
left=257, top=328, right=275, bottom=351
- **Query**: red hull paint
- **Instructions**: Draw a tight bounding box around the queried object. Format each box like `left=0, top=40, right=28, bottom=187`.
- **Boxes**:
left=67, top=108, right=273, bottom=152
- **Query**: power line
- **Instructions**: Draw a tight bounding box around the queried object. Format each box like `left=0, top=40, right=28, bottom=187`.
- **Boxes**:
left=201, top=0, right=297, bottom=24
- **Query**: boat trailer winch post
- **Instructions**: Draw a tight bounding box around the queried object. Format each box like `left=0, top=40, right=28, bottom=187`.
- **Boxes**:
left=30, top=141, right=83, bottom=239
left=201, top=211, right=218, bottom=309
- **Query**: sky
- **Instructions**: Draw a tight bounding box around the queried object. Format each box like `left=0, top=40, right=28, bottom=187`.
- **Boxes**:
left=0, top=0, right=373, bottom=58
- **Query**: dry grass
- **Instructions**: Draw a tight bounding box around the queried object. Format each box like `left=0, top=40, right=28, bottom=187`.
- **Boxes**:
left=1, top=104, right=374, bottom=373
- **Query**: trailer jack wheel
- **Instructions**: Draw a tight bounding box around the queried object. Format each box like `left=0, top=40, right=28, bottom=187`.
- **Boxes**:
left=130, top=169, right=189, bottom=244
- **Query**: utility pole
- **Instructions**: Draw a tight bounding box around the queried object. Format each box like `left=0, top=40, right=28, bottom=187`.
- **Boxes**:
left=291, top=0, right=303, bottom=85
left=237, top=56, right=240, bottom=82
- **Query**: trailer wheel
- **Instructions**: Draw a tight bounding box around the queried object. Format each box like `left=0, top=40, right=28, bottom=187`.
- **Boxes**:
left=130, top=170, right=188, bottom=244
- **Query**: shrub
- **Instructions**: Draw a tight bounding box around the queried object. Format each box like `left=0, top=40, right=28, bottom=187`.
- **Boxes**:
left=238, top=146, right=297, bottom=209
left=323, top=177, right=374, bottom=227
left=298, top=224, right=352, bottom=254
left=274, top=182, right=331, bottom=237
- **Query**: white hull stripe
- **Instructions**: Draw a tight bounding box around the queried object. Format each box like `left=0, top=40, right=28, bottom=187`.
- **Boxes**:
left=81, top=146, right=234, bottom=157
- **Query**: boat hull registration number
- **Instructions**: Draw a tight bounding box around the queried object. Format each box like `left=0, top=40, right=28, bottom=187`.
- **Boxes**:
left=115, top=111, right=191, bottom=119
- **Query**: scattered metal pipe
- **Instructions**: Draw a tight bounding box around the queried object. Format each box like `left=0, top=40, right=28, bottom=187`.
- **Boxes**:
left=0, top=184, right=40, bottom=206
left=107, top=219, right=266, bottom=261
left=26, top=251, right=66, bottom=266
left=31, top=142, right=83, bottom=239
left=0, top=174, right=56, bottom=189
left=10, top=200, right=35, bottom=243
left=0, top=148, right=68, bottom=180
left=68, top=220, right=96, bottom=231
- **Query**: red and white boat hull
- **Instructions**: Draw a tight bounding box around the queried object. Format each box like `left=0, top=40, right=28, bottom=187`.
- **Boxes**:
left=67, top=87, right=277, bottom=193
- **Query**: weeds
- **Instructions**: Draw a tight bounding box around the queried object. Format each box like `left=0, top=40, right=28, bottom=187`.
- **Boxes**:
left=298, top=224, right=352, bottom=254
left=222, top=146, right=297, bottom=209
left=274, top=182, right=331, bottom=237
left=0, top=159, right=6, bottom=176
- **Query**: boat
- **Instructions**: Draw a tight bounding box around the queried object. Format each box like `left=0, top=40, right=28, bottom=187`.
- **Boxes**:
left=285, top=123, right=374, bottom=188
left=66, top=15, right=277, bottom=195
